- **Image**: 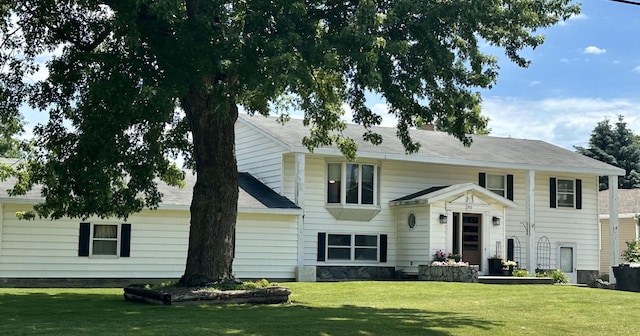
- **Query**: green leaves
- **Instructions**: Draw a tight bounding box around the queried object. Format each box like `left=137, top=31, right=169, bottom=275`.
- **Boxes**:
left=0, top=0, right=580, bottom=219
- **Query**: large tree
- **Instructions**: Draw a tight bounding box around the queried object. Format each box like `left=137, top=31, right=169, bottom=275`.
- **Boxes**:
left=0, top=1, right=579, bottom=286
left=576, top=115, right=640, bottom=190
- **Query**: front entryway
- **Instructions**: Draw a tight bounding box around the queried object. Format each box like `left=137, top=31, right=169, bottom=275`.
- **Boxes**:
left=453, top=213, right=482, bottom=269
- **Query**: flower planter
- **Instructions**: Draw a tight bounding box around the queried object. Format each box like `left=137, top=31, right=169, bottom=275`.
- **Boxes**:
left=487, top=258, right=503, bottom=276
left=613, top=264, right=640, bottom=292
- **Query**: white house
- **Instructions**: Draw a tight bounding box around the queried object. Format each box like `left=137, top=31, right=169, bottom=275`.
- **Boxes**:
left=235, top=114, right=623, bottom=284
left=0, top=114, right=624, bottom=286
left=0, top=169, right=301, bottom=286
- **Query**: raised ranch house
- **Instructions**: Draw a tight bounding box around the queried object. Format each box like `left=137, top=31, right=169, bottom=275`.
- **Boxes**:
left=0, top=115, right=625, bottom=286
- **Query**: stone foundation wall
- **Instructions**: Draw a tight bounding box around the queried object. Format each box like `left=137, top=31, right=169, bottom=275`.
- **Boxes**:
left=418, top=265, right=479, bottom=283
left=316, top=266, right=397, bottom=281
left=577, top=270, right=599, bottom=285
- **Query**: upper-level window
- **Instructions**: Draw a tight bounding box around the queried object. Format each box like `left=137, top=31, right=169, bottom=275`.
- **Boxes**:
left=327, top=163, right=377, bottom=205
left=556, top=179, right=575, bottom=208
left=486, top=174, right=505, bottom=197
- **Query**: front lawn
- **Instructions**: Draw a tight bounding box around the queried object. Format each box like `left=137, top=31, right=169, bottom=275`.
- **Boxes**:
left=1, top=282, right=637, bottom=335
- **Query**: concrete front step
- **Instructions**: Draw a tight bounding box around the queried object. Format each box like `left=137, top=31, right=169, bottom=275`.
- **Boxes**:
left=479, top=276, right=554, bottom=285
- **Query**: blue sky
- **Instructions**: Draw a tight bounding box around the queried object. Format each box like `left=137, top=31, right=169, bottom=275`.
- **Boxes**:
left=20, top=1, right=640, bottom=151
left=338, top=1, right=640, bottom=150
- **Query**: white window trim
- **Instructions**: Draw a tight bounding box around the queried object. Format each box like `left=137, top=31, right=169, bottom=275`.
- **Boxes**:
left=326, top=233, right=380, bottom=263
left=89, top=223, right=120, bottom=258
left=326, top=162, right=379, bottom=206
left=556, top=178, right=575, bottom=208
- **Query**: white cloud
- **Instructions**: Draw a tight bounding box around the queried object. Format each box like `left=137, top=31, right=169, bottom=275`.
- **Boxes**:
left=481, top=97, right=640, bottom=149
left=583, top=46, right=606, bottom=55
left=530, top=81, right=541, bottom=86
left=633, top=65, right=640, bottom=74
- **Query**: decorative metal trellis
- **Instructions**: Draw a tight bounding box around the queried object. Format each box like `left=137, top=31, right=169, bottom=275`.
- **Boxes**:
left=536, top=236, right=551, bottom=272
left=508, top=236, right=522, bottom=266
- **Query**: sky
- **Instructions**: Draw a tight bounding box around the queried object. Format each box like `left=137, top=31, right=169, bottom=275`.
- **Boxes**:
left=17, top=1, right=640, bottom=151
left=340, top=0, right=640, bottom=150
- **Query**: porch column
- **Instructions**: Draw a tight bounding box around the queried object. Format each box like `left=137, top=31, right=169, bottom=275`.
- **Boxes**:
left=295, top=153, right=306, bottom=266
left=608, top=175, right=619, bottom=284
left=526, top=170, right=536, bottom=275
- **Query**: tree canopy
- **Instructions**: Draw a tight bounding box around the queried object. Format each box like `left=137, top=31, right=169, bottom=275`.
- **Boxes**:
left=0, top=0, right=580, bottom=285
left=576, top=115, right=640, bottom=190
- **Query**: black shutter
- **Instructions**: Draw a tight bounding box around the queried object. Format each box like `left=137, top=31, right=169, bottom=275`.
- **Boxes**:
left=379, top=234, right=388, bottom=263
left=120, top=224, right=131, bottom=257
left=550, top=178, right=557, bottom=208
left=317, top=232, right=326, bottom=261
left=507, top=238, right=514, bottom=262
left=506, top=174, right=514, bottom=201
left=576, top=179, right=582, bottom=209
left=78, top=223, right=90, bottom=257
left=479, top=173, right=486, bottom=188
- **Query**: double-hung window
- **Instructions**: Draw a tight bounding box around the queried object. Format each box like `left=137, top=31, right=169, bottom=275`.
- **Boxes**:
left=479, top=172, right=514, bottom=201
left=486, top=174, right=506, bottom=197
left=550, top=177, right=582, bottom=209
left=327, top=163, right=377, bottom=205
left=78, top=223, right=131, bottom=257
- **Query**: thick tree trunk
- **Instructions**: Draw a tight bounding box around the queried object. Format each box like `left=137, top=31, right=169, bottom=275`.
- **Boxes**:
left=179, top=85, right=238, bottom=286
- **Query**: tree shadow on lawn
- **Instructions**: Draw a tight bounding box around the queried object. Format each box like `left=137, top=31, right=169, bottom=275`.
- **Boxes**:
left=0, top=291, right=502, bottom=335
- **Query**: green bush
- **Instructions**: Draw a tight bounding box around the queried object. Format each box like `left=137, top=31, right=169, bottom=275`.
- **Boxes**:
left=512, top=269, right=529, bottom=277
left=599, top=273, right=609, bottom=282
left=621, top=238, right=640, bottom=263
left=548, top=269, right=569, bottom=283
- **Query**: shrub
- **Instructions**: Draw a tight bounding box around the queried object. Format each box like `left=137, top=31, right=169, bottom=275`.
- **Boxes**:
left=512, top=269, right=529, bottom=277
left=599, top=273, right=609, bottom=282
left=621, top=238, right=640, bottom=263
left=548, top=269, right=569, bottom=283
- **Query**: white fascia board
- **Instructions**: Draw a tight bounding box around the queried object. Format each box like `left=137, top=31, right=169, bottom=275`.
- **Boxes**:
left=389, top=183, right=516, bottom=208
left=599, top=213, right=638, bottom=219
left=0, top=197, right=41, bottom=205
left=157, top=204, right=302, bottom=215
left=238, top=208, right=302, bottom=215
left=288, top=145, right=625, bottom=176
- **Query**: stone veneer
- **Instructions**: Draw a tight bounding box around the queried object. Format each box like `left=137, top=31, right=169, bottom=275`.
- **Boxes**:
left=316, top=266, right=397, bottom=281
left=418, top=265, right=479, bottom=283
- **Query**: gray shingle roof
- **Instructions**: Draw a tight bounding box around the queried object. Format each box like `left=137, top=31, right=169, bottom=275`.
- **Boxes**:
left=239, top=114, right=624, bottom=176
left=0, top=159, right=299, bottom=212
left=599, top=189, right=640, bottom=215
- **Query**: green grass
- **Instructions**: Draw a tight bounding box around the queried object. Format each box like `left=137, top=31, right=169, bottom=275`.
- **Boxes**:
left=1, top=282, right=638, bottom=335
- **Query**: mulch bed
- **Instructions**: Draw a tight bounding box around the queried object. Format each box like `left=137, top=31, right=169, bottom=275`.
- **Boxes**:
left=123, top=285, right=291, bottom=305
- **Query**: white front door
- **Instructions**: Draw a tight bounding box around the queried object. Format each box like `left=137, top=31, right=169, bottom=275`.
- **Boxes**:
left=557, top=242, right=577, bottom=283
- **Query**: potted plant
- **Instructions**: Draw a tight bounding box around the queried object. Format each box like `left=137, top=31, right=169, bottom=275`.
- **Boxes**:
left=502, top=260, right=517, bottom=276
left=613, top=238, right=640, bottom=292
left=433, top=250, right=448, bottom=262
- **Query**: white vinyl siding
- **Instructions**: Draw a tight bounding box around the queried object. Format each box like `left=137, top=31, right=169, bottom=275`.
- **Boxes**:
left=0, top=204, right=298, bottom=280
left=235, top=121, right=286, bottom=193
left=536, top=174, right=599, bottom=271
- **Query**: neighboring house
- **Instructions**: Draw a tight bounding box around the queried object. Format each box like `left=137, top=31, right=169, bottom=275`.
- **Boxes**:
left=0, top=168, right=301, bottom=286
left=599, top=189, right=640, bottom=274
left=235, top=114, right=623, bottom=284
left=0, top=114, right=625, bottom=286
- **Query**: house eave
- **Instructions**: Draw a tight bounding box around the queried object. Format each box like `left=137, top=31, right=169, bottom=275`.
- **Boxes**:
left=288, top=146, right=625, bottom=176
